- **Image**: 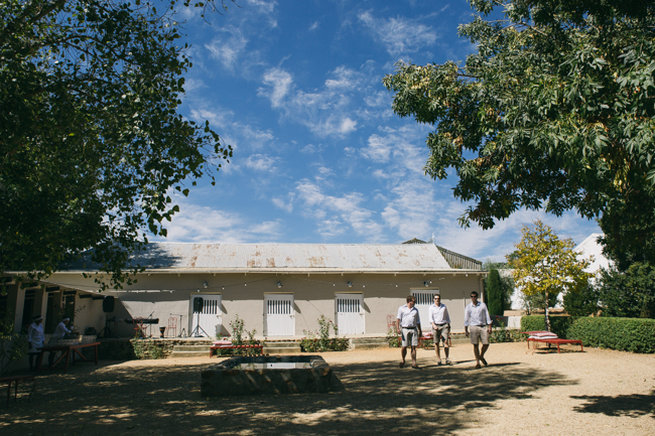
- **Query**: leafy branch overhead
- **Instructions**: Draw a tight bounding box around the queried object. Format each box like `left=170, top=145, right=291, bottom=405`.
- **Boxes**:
left=384, top=0, right=655, bottom=269
left=0, top=0, right=232, bottom=287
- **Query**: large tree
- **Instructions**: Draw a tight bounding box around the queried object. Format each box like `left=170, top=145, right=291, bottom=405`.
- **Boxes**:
left=384, top=0, right=655, bottom=270
left=596, top=262, right=655, bottom=318
left=508, top=221, right=591, bottom=330
left=1, top=1, right=232, bottom=287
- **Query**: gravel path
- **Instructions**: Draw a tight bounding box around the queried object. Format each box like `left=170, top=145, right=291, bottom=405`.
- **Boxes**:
left=1, top=342, right=653, bottom=435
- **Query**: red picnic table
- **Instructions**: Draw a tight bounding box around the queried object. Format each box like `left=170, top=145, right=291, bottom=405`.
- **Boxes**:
left=522, top=331, right=584, bottom=353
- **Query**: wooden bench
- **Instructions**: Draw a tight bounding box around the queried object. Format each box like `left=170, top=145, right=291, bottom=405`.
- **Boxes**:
left=209, top=344, right=263, bottom=357
left=0, top=374, right=35, bottom=406
left=527, top=337, right=584, bottom=353
left=37, top=341, right=100, bottom=370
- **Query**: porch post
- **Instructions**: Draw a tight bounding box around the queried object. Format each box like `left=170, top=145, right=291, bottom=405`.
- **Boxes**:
left=13, top=283, right=25, bottom=333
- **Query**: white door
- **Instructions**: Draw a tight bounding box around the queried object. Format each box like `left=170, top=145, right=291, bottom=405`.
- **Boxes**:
left=265, top=294, right=294, bottom=336
left=190, top=294, right=222, bottom=338
left=412, top=290, right=439, bottom=329
left=336, top=293, right=364, bottom=335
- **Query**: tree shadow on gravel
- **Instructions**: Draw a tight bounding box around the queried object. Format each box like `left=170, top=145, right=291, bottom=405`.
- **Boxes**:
left=0, top=358, right=575, bottom=435
left=571, top=390, right=655, bottom=418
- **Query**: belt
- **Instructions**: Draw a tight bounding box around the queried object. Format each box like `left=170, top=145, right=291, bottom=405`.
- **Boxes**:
left=401, top=326, right=417, bottom=329
left=435, top=323, right=448, bottom=326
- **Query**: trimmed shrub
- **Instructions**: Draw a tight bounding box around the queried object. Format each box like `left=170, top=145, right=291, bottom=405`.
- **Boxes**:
left=130, top=339, right=172, bottom=359
left=300, top=337, right=349, bottom=352
left=567, top=317, right=655, bottom=353
left=520, top=315, right=573, bottom=338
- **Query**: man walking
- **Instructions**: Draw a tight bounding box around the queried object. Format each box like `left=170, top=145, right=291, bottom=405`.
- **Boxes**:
left=464, top=291, right=492, bottom=369
left=429, top=294, right=452, bottom=365
left=396, top=295, right=422, bottom=369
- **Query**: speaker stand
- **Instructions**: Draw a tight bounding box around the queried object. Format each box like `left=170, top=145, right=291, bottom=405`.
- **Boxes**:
left=190, top=311, right=208, bottom=337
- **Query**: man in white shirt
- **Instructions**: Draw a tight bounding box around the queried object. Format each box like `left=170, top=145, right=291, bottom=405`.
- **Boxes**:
left=396, top=295, right=422, bottom=369
left=48, top=317, right=73, bottom=367
left=464, top=291, right=493, bottom=368
left=429, top=294, right=452, bottom=365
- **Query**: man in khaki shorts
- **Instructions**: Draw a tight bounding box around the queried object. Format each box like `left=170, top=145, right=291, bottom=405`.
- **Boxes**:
left=429, top=294, right=452, bottom=365
left=396, top=295, right=422, bottom=369
left=464, top=291, right=492, bottom=368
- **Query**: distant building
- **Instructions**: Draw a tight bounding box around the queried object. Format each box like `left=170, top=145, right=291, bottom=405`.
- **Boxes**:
left=4, top=242, right=485, bottom=339
left=575, top=233, right=611, bottom=280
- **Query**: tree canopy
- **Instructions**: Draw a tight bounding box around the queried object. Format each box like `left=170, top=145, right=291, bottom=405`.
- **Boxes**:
left=384, top=0, right=655, bottom=270
left=508, top=220, right=591, bottom=330
left=596, top=262, right=655, bottom=318
left=0, top=0, right=232, bottom=287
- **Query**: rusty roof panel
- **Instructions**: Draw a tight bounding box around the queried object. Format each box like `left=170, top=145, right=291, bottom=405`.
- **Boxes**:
left=117, top=242, right=461, bottom=272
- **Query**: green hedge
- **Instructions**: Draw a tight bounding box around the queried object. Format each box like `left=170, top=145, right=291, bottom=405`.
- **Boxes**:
left=521, top=315, right=655, bottom=353
left=567, top=317, right=655, bottom=353
left=520, top=315, right=573, bottom=338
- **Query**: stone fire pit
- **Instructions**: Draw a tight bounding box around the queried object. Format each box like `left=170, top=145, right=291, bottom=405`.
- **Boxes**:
left=201, top=355, right=342, bottom=397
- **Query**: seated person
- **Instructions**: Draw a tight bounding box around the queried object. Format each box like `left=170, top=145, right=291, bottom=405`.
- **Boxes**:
left=48, top=317, right=73, bottom=366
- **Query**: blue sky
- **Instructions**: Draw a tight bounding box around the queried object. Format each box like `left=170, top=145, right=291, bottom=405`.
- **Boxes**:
left=159, top=0, right=601, bottom=262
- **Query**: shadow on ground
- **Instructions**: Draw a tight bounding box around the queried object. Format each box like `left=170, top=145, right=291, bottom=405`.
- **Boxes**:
left=0, top=358, right=574, bottom=435
left=571, top=390, right=655, bottom=418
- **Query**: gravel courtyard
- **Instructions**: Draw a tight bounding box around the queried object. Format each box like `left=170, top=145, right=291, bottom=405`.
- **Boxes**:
left=1, top=341, right=654, bottom=435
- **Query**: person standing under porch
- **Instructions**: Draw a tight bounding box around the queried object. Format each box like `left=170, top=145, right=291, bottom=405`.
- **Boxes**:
left=27, top=315, right=45, bottom=371
left=429, top=294, right=452, bottom=365
left=464, top=291, right=492, bottom=369
left=396, top=295, right=422, bottom=369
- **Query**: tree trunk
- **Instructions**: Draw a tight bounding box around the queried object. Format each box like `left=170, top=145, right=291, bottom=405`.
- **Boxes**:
left=544, top=291, right=551, bottom=332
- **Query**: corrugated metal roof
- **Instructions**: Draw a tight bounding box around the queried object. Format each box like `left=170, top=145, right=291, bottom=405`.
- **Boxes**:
left=118, top=242, right=461, bottom=273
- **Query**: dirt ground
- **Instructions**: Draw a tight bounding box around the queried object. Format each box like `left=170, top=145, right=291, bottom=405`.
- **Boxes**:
left=1, top=341, right=654, bottom=435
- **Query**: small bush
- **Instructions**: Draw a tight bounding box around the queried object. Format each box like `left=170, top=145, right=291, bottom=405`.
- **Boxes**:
left=489, top=319, right=524, bottom=343
left=567, top=317, right=655, bottom=353
left=226, top=315, right=261, bottom=354
left=301, top=315, right=348, bottom=352
left=130, top=339, right=169, bottom=359
left=300, top=337, right=349, bottom=352
left=386, top=327, right=400, bottom=348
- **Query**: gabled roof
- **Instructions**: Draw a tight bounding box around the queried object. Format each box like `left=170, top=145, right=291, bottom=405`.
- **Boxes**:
left=575, top=233, right=611, bottom=274
left=63, top=242, right=476, bottom=274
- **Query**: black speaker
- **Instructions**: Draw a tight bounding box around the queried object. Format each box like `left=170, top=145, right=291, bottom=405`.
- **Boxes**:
left=103, top=296, right=115, bottom=313
left=193, top=297, right=204, bottom=313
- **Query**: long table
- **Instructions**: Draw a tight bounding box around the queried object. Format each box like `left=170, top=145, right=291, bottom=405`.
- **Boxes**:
left=527, top=337, right=584, bottom=353
left=37, top=342, right=100, bottom=370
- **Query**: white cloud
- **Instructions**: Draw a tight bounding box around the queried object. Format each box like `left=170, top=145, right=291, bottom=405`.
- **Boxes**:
left=361, top=133, right=392, bottom=163
left=361, top=125, right=429, bottom=170
left=244, top=153, right=278, bottom=172
left=272, top=196, right=293, bottom=213
left=258, top=65, right=368, bottom=137
left=244, top=0, right=278, bottom=27
left=358, top=11, right=438, bottom=57
left=259, top=67, right=293, bottom=108
left=189, top=105, right=275, bottom=153
left=205, top=28, right=248, bottom=71
left=324, top=66, right=363, bottom=90
left=161, top=202, right=283, bottom=243
left=294, top=180, right=385, bottom=240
